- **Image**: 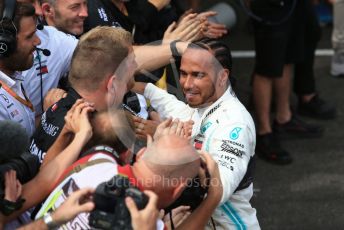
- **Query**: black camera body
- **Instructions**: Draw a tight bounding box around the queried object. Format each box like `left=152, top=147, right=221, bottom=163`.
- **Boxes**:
left=0, top=152, right=39, bottom=215
left=0, top=152, right=39, bottom=198
left=89, top=175, right=148, bottom=230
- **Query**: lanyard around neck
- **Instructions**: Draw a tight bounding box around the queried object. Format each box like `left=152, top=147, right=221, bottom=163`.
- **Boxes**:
left=0, top=80, right=34, bottom=112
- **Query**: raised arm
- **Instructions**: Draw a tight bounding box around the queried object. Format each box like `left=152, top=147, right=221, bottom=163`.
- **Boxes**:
left=2, top=100, right=95, bottom=223
left=133, top=41, right=188, bottom=73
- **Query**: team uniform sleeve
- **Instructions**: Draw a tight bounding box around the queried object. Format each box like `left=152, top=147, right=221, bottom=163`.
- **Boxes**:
left=204, top=122, right=255, bottom=204
left=144, top=83, right=193, bottom=120
left=54, top=32, right=78, bottom=76
left=0, top=104, right=8, bottom=121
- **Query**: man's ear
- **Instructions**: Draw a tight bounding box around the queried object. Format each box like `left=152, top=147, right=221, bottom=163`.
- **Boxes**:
left=135, top=147, right=146, bottom=161
left=41, top=3, right=54, bottom=17
left=219, top=69, right=230, bottom=87
left=106, top=75, right=116, bottom=93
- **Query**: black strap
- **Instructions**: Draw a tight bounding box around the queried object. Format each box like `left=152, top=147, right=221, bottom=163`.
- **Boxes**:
left=235, top=156, right=256, bottom=192
left=169, top=211, right=175, bottom=229
left=170, top=40, right=181, bottom=61
left=0, top=197, right=25, bottom=216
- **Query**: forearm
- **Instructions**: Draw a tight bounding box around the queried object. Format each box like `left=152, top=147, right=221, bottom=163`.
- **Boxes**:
left=144, top=83, right=192, bottom=120
left=2, top=132, right=90, bottom=224
left=18, top=219, right=47, bottom=230
left=41, top=127, right=73, bottom=167
left=133, top=41, right=187, bottom=72
left=42, top=132, right=90, bottom=181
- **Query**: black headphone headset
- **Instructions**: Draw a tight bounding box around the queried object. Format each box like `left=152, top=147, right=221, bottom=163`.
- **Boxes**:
left=0, top=0, right=17, bottom=58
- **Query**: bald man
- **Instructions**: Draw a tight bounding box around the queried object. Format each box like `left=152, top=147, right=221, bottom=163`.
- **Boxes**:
left=34, top=134, right=200, bottom=228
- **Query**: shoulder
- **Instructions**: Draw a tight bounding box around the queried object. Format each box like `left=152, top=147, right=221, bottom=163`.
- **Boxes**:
left=38, top=26, right=78, bottom=48
left=220, top=98, right=255, bottom=131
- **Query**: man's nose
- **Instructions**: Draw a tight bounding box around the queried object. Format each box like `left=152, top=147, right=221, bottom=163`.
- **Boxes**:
left=79, top=4, right=88, bottom=18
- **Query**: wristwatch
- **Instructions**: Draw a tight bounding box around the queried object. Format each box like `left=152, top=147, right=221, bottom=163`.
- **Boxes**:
left=170, top=39, right=181, bottom=60
left=43, top=212, right=59, bottom=230
left=0, top=197, right=25, bottom=216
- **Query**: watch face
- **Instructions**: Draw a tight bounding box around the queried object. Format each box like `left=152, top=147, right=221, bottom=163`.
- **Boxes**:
left=44, top=213, right=58, bottom=228
left=0, top=198, right=25, bottom=216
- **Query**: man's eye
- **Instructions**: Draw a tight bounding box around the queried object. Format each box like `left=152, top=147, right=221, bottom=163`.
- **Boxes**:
left=195, top=73, right=205, bottom=78
left=179, top=71, right=187, bottom=77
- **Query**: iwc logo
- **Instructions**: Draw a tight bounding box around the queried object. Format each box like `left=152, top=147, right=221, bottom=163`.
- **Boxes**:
left=0, top=42, right=8, bottom=54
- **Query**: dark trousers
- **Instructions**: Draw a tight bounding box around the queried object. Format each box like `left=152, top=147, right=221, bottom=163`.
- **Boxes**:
left=293, top=0, right=322, bottom=96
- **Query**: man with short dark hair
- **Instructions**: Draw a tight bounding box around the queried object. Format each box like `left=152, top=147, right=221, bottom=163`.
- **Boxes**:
left=0, top=0, right=41, bottom=137
left=134, top=38, right=260, bottom=229
left=17, top=0, right=79, bottom=116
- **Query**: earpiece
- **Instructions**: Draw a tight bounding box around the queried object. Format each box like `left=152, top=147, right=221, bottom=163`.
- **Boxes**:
left=0, top=0, right=17, bottom=58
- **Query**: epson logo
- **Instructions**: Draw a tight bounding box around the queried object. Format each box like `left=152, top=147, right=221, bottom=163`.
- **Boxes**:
left=220, top=140, right=245, bottom=158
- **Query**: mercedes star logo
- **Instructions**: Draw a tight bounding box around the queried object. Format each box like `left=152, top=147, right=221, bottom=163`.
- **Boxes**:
left=0, top=42, right=8, bottom=54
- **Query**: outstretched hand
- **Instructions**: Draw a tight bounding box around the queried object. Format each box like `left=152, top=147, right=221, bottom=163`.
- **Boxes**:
left=43, top=88, right=67, bottom=112
left=153, top=118, right=193, bottom=140
left=163, top=13, right=206, bottom=42
left=133, top=116, right=160, bottom=141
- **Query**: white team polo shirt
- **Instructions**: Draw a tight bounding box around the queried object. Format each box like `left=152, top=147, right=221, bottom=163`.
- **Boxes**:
left=0, top=71, right=35, bottom=137
left=22, top=26, right=78, bottom=115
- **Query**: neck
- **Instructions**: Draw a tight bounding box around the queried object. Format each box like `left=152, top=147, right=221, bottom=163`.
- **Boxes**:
left=0, top=64, right=15, bottom=77
left=45, top=17, right=55, bottom=28
left=77, top=89, right=104, bottom=111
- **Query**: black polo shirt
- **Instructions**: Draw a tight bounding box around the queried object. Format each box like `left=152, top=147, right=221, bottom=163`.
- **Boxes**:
left=29, top=88, right=81, bottom=163
left=84, top=0, right=159, bottom=44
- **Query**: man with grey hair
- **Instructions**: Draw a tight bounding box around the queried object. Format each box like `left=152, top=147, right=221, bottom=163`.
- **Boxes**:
left=40, top=0, right=87, bottom=36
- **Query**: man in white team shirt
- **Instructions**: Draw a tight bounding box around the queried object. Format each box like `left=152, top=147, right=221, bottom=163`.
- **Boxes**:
left=134, top=38, right=260, bottom=229
left=0, top=1, right=41, bottom=137
left=19, top=0, right=85, bottom=116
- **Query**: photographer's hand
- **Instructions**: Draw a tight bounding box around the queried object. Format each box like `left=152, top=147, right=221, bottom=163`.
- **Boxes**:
left=17, top=188, right=95, bottom=230
left=4, top=170, right=22, bottom=202
left=125, top=190, right=159, bottom=230
left=51, top=188, right=95, bottom=225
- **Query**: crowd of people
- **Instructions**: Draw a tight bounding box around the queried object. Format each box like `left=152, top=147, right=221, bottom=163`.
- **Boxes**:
left=0, top=0, right=341, bottom=229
